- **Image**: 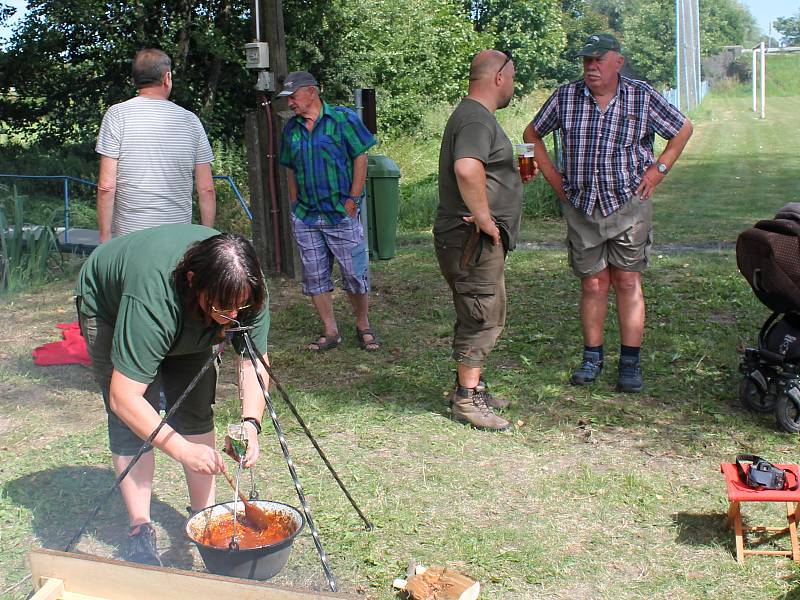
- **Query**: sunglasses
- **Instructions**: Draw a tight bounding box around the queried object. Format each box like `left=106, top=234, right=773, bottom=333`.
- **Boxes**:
left=497, top=50, right=513, bottom=75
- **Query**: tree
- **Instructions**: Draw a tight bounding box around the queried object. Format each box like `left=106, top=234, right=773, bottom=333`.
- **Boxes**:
left=0, top=0, right=251, bottom=148
left=775, top=12, right=800, bottom=46
left=283, top=0, right=486, bottom=134
left=700, top=0, right=758, bottom=53
left=545, top=0, right=611, bottom=83
left=0, top=0, right=486, bottom=145
left=462, top=0, right=566, bottom=92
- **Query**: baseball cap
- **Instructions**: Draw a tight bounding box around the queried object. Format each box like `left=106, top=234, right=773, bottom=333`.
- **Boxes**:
left=576, top=33, right=621, bottom=58
left=276, top=71, right=318, bottom=97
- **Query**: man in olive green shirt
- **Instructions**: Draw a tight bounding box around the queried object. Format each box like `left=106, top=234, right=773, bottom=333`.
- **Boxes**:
left=76, top=224, right=270, bottom=566
left=435, top=49, right=535, bottom=431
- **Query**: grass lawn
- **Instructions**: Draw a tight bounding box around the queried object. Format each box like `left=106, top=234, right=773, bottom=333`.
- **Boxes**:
left=3, top=64, right=800, bottom=598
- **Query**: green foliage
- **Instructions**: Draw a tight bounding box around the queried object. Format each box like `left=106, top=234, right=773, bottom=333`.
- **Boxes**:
left=462, top=0, right=566, bottom=92
left=699, top=0, right=759, bottom=53
left=544, top=0, right=610, bottom=84
left=0, top=185, right=63, bottom=292
left=551, top=0, right=759, bottom=88
left=285, top=0, right=487, bottom=135
left=775, top=12, right=800, bottom=46
left=0, top=0, right=252, bottom=148
left=618, top=0, right=674, bottom=86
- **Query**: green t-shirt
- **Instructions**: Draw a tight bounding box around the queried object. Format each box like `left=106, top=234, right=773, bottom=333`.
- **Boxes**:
left=76, top=224, right=270, bottom=384
left=435, top=97, right=523, bottom=249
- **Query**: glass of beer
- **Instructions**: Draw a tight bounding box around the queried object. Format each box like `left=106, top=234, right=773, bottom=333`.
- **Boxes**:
left=515, top=143, right=535, bottom=180
left=227, top=422, right=248, bottom=462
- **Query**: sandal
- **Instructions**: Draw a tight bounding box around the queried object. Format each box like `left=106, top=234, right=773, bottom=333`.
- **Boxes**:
left=307, top=333, right=341, bottom=352
left=356, top=328, right=381, bottom=351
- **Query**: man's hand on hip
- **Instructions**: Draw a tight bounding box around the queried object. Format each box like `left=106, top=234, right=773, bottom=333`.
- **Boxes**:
left=345, top=197, right=357, bottom=218
left=462, top=214, right=500, bottom=246
left=635, top=165, right=665, bottom=201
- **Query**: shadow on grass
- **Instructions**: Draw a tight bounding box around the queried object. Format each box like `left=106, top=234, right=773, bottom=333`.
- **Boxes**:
left=671, top=511, right=730, bottom=550
left=2, top=466, right=195, bottom=569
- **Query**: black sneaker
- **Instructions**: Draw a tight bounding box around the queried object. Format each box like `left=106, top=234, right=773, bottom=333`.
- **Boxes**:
left=617, top=356, right=643, bottom=393
left=123, top=522, right=162, bottom=566
left=570, top=351, right=603, bottom=385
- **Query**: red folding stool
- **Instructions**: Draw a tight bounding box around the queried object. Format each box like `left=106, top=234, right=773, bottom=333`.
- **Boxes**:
left=720, top=462, right=800, bottom=562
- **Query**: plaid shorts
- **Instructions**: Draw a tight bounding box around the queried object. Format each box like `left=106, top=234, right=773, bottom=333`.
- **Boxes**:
left=291, top=213, right=370, bottom=296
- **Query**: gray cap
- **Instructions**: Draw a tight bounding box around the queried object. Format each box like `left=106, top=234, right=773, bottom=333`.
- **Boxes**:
left=576, top=33, right=621, bottom=58
left=276, top=71, right=318, bottom=97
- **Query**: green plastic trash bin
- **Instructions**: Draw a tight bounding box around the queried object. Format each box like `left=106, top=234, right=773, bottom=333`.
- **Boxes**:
left=364, top=154, right=401, bottom=260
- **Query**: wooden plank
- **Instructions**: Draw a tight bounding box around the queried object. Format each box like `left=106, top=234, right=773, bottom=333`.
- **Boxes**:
left=30, top=577, right=64, bottom=600
left=29, top=549, right=355, bottom=600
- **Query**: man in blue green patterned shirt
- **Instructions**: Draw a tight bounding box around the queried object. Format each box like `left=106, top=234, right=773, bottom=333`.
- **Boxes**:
left=278, top=71, right=379, bottom=352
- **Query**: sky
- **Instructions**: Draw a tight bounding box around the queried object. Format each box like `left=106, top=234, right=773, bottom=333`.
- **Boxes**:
left=738, top=0, right=799, bottom=40
left=0, top=0, right=26, bottom=46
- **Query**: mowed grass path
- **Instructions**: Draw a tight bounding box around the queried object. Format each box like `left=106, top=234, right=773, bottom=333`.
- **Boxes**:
left=2, top=72, right=800, bottom=599
left=655, top=91, right=800, bottom=244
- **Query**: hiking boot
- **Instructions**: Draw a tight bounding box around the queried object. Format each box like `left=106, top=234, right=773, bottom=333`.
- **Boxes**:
left=570, top=351, right=603, bottom=385
left=475, top=378, right=511, bottom=409
left=617, top=356, right=643, bottom=393
left=123, top=522, right=162, bottom=566
left=451, top=385, right=511, bottom=431
left=451, top=377, right=511, bottom=409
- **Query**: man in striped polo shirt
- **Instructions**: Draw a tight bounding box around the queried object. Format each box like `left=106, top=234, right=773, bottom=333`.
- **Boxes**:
left=95, top=49, right=216, bottom=242
left=278, top=71, right=379, bottom=352
left=524, top=33, right=693, bottom=393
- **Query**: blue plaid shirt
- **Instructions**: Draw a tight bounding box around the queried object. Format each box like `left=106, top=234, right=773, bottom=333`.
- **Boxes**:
left=279, top=102, right=376, bottom=225
left=532, top=76, right=687, bottom=216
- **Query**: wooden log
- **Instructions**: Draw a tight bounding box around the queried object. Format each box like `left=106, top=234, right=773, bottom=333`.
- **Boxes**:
left=403, top=566, right=480, bottom=600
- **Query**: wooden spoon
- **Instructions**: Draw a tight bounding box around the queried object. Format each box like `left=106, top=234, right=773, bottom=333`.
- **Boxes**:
left=220, top=467, right=271, bottom=530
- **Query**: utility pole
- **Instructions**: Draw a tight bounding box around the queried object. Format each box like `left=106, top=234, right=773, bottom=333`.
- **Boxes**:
left=245, top=0, right=297, bottom=277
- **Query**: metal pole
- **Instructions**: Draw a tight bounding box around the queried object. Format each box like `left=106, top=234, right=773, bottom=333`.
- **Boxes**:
left=693, top=0, right=701, bottom=104
left=63, top=178, right=70, bottom=244
left=681, top=0, right=690, bottom=109
left=760, top=41, right=766, bottom=119
left=675, top=0, right=682, bottom=111
left=752, top=46, right=757, bottom=112
left=685, top=0, right=696, bottom=108
left=253, top=0, right=261, bottom=41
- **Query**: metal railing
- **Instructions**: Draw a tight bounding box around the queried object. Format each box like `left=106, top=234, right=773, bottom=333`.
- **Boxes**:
left=0, top=173, right=252, bottom=244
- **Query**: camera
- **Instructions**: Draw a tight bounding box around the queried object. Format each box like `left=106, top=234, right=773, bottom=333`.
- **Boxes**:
left=737, top=455, right=788, bottom=490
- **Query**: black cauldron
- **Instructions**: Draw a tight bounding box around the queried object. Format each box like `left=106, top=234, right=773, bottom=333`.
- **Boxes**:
left=185, top=500, right=304, bottom=580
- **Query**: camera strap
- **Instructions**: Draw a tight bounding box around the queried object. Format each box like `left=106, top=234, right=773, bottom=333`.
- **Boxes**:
left=735, top=454, right=799, bottom=491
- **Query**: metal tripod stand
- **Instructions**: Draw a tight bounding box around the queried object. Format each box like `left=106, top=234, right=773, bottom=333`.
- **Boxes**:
left=66, top=321, right=372, bottom=593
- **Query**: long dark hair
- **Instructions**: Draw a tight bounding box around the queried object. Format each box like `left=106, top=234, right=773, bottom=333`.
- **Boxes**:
left=173, top=233, right=266, bottom=321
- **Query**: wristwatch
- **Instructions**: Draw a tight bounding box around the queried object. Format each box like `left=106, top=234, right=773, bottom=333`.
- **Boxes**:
left=656, top=161, right=669, bottom=174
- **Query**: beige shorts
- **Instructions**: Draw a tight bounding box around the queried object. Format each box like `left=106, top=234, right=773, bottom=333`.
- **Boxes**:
left=564, top=196, right=652, bottom=278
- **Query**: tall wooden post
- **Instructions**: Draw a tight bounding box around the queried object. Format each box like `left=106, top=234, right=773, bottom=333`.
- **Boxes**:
left=245, top=0, right=297, bottom=277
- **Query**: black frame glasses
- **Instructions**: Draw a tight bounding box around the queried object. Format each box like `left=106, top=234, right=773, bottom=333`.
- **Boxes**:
left=497, top=50, right=513, bottom=75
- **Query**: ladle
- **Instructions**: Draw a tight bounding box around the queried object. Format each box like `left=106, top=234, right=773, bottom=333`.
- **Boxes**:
left=220, top=467, right=271, bottom=530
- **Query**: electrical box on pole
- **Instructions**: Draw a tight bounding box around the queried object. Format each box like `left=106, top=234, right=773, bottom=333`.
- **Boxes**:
left=244, top=0, right=297, bottom=277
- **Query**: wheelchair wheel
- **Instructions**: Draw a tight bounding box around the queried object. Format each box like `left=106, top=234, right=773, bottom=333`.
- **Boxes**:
left=739, top=377, right=776, bottom=413
left=775, top=392, right=800, bottom=433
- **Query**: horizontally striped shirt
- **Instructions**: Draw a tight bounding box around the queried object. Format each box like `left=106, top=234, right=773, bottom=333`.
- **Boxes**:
left=96, top=96, right=214, bottom=236
left=532, top=76, right=686, bottom=216
left=279, top=102, right=376, bottom=225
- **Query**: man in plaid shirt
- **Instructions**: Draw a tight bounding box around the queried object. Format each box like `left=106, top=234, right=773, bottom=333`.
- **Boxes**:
left=278, top=71, right=379, bottom=352
left=523, top=33, right=693, bottom=392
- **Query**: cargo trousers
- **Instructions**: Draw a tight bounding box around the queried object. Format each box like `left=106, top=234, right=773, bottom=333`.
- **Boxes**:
left=434, top=224, right=507, bottom=368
